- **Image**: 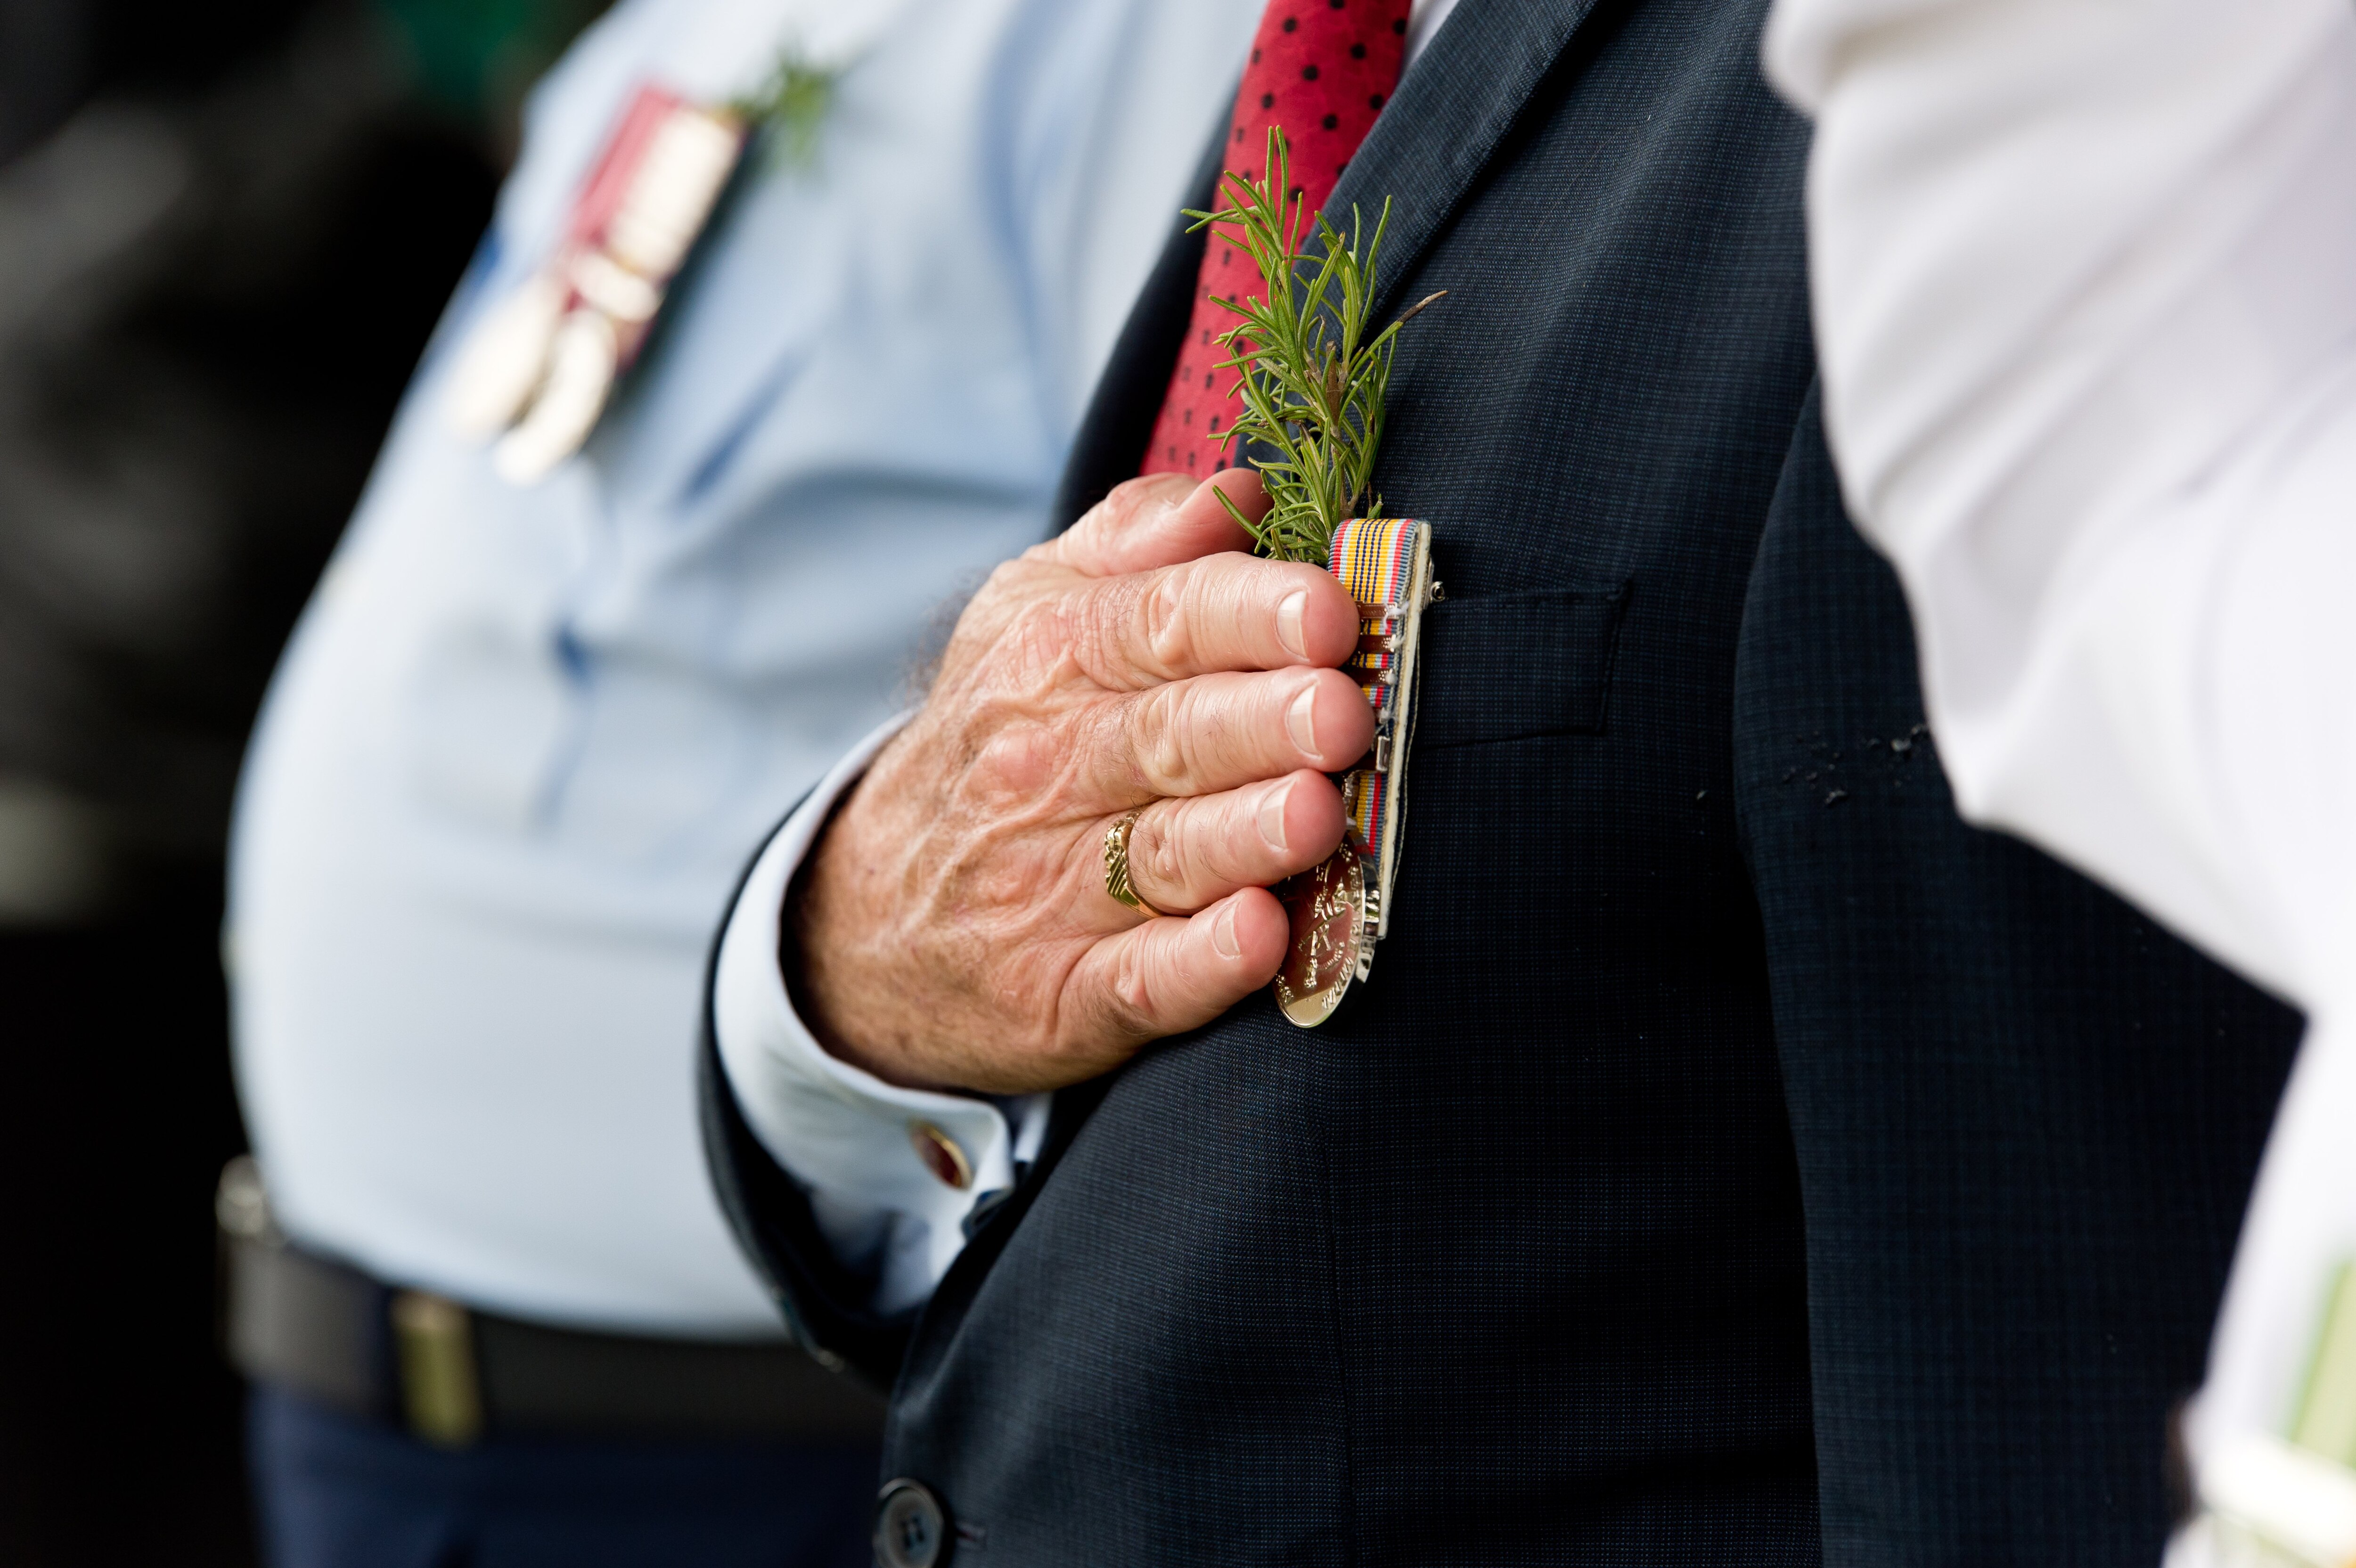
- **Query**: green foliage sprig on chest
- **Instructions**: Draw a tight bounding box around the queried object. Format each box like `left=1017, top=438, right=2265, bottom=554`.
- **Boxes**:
left=732, top=48, right=839, bottom=168
left=1189, top=127, right=1445, bottom=564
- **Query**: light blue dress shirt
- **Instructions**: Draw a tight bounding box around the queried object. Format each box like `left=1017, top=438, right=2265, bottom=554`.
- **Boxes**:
left=229, top=0, right=1256, bottom=1335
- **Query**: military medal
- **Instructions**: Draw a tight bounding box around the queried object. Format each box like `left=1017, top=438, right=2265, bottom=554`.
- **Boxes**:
left=1181, top=127, right=1448, bottom=1028
left=446, top=85, right=748, bottom=482
left=440, top=2, right=922, bottom=487
left=1274, top=518, right=1439, bottom=1025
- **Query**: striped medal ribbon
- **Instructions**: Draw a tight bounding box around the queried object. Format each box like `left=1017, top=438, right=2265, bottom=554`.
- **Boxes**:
left=1273, top=517, right=1439, bottom=1028
left=445, top=86, right=748, bottom=484
left=440, top=0, right=921, bottom=486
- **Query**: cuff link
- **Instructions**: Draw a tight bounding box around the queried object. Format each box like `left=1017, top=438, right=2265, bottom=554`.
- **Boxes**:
left=908, top=1120, right=973, bottom=1190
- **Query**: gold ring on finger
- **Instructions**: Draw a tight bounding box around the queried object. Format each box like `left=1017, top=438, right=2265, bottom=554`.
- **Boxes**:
left=1102, top=808, right=1165, bottom=918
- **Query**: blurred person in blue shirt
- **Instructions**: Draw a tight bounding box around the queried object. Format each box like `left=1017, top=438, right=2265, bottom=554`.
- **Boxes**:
left=221, top=0, right=1257, bottom=1563
left=0, top=4, right=506, bottom=1562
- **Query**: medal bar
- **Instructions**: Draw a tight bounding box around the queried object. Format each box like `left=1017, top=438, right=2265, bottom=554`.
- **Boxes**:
left=1273, top=517, right=1439, bottom=1028
left=446, top=85, right=747, bottom=484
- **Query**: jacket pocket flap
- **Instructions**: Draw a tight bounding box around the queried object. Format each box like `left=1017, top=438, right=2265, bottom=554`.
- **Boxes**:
left=1415, top=584, right=1630, bottom=748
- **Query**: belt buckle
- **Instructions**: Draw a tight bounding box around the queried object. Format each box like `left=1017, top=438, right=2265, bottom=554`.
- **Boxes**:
left=391, top=1291, right=483, bottom=1447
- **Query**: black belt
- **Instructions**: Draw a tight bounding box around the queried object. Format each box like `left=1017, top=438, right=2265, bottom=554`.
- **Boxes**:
left=217, top=1158, right=885, bottom=1447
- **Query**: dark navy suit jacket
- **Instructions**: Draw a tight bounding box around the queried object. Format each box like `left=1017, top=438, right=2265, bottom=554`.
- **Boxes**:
left=703, top=0, right=2301, bottom=1560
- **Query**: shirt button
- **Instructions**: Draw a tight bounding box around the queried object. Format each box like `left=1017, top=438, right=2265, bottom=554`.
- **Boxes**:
left=875, top=1477, right=949, bottom=1568
left=908, top=1120, right=973, bottom=1189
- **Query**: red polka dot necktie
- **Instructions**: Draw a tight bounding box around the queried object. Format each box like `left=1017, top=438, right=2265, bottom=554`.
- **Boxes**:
left=1140, top=0, right=1412, bottom=479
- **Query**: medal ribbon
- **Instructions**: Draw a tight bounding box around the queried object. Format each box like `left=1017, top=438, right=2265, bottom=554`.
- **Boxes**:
left=1328, top=515, right=1424, bottom=853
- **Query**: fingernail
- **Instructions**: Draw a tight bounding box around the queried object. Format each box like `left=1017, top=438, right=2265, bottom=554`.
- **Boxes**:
left=1287, top=684, right=1319, bottom=756
left=1257, top=778, right=1290, bottom=852
left=1211, top=899, right=1243, bottom=958
left=1276, top=591, right=1308, bottom=660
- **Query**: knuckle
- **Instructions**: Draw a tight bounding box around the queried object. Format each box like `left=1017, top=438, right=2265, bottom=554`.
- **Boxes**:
left=1106, top=938, right=1162, bottom=1025
left=1137, top=810, right=1187, bottom=896
left=1089, top=576, right=1147, bottom=673
left=1095, top=478, right=1151, bottom=535
left=1001, top=598, right=1077, bottom=688
left=1139, top=568, right=1193, bottom=672
left=970, top=715, right=1062, bottom=801
left=1125, top=687, right=1194, bottom=794
left=1046, top=576, right=1129, bottom=686
left=1050, top=495, right=1121, bottom=563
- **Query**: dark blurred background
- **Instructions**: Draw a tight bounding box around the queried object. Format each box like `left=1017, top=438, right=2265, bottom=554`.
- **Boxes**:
left=0, top=1, right=601, bottom=1560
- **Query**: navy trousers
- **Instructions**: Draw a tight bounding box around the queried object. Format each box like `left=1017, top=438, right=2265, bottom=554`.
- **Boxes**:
left=248, top=1387, right=877, bottom=1568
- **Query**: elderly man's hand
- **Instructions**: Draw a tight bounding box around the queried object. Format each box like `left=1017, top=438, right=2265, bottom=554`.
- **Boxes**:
left=788, top=469, right=1370, bottom=1094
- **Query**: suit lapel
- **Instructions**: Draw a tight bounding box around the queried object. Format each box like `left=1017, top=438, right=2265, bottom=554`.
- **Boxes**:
left=1053, top=0, right=1607, bottom=528
left=1327, top=0, right=1606, bottom=322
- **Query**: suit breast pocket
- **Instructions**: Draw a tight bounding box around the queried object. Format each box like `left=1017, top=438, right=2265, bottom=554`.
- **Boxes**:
left=1413, top=583, right=1631, bottom=748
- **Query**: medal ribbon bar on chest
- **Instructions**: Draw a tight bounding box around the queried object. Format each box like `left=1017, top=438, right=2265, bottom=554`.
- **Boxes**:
left=445, top=86, right=747, bottom=484
left=1273, top=517, right=1437, bottom=1028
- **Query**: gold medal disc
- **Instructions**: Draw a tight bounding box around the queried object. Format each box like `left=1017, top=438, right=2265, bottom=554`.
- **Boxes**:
left=1274, top=846, right=1366, bottom=1028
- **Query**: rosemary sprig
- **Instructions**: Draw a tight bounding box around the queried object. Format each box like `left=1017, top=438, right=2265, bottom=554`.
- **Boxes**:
left=1188, top=127, right=1444, bottom=564
left=732, top=48, right=838, bottom=168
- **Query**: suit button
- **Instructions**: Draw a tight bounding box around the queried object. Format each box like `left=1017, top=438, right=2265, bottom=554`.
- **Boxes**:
left=874, top=1478, right=948, bottom=1568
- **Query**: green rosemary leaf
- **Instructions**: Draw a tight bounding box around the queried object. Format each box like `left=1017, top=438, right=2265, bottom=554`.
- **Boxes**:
left=731, top=48, right=838, bottom=168
left=1182, top=127, right=1445, bottom=564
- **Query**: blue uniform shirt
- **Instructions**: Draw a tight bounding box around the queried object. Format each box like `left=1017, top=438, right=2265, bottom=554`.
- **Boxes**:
left=229, top=0, right=1255, bottom=1334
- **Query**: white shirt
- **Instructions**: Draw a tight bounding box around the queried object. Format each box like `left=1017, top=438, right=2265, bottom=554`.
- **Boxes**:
left=712, top=0, right=1462, bottom=1318
left=1763, top=0, right=2356, bottom=1547
left=229, top=0, right=1258, bottom=1336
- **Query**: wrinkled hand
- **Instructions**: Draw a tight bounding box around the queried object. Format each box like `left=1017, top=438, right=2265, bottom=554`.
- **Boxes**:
left=788, top=470, right=1370, bottom=1094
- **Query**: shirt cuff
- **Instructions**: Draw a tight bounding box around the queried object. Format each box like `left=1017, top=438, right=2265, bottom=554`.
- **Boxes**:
left=712, top=712, right=1048, bottom=1314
